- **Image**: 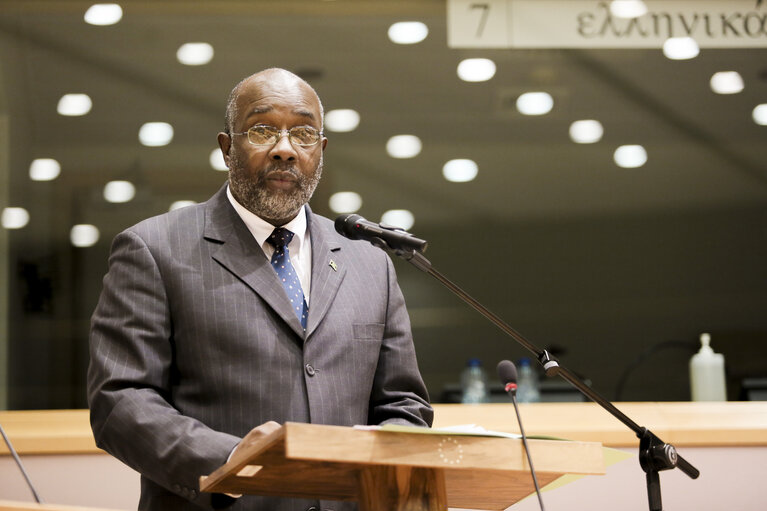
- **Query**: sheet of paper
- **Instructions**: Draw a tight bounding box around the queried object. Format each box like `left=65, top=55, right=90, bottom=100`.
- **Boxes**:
left=355, top=423, right=569, bottom=440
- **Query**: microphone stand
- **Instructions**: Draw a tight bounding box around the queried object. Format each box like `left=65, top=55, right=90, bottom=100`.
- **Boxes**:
left=1, top=422, right=44, bottom=503
left=388, top=244, right=699, bottom=511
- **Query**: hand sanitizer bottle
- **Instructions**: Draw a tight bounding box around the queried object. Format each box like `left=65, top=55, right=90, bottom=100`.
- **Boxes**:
left=689, top=333, right=727, bottom=401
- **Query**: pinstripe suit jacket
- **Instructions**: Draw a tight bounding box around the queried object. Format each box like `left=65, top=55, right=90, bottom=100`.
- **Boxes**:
left=87, top=185, right=433, bottom=511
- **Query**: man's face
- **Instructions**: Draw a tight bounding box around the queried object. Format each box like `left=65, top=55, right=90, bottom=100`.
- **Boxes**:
left=218, top=73, right=327, bottom=226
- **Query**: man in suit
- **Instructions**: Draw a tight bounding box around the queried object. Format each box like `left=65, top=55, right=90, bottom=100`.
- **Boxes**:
left=87, top=68, right=433, bottom=511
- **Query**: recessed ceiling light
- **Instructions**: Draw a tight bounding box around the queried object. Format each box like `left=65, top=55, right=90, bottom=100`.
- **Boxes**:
left=442, top=159, right=478, bottom=183
left=663, top=37, right=700, bottom=60
left=516, top=92, right=554, bottom=116
left=609, top=0, right=647, bottom=19
left=57, top=94, right=92, bottom=116
left=209, top=148, right=228, bottom=171
left=388, top=22, right=429, bottom=44
left=70, top=224, right=100, bottom=247
left=381, top=209, right=415, bottom=231
left=176, top=42, right=214, bottom=66
left=103, top=180, right=136, bottom=203
left=84, top=3, right=123, bottom=26
left=169, top=200, right=196, bottom=211
left=325, top=109, right=360, bottom=133
left=1, top=207, right=30, bottom=229
left=386, top=135, right=422, bottom=158
left=614, top=145, right=647, bottom=168
left=457, top=58, right=496, bottom=82
left=710, top=71, right=744, bottom=94
left=753, top=104, right=767, bottom=126
left=29, top=158, right=61, bottom=181
left=569, top=120, right=604, bottom=144
left=329, top=192, right=363, bottom=214
left=139, top=122, right=174, bottom=146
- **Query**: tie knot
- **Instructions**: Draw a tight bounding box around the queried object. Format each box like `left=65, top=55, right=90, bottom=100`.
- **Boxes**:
left=267, top=227, right=295, bottom=249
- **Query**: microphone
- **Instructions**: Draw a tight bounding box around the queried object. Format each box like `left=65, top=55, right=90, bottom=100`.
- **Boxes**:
left=497, top=359, right=518, bottom=395
left=1, top=422, right=44, bottom=503
left=334, top=214, right=428, bottom=253
left=497, top=360, right=546, bottom=511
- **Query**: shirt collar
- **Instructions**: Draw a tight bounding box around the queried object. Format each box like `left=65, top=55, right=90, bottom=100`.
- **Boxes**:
left=226, top=184, right=308, bottom=251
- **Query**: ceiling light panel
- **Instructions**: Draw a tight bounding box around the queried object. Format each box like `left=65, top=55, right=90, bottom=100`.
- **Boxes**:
left=609, top=0, right=648, bottom=19
left=70, top=224, right=100, bottom=247
left=176, top=42, right=214, bottom=66
left=614, top=145, right=648, bottom=168
left=103, top=180, right=136, bottom=203
left=516, top=92, right=554, bottom=116
left=457, top=58, right=496, bottom=82
left=386, top=135, right=422, bottom=158
left=569, top=120, right=604, bottom=144
left=29, top=158, right=61, bottom=181
left=84, top=3, right=123, bottom=26
left=663, top=37, right=699, bottom=60
left=753, top=104, right=767, bottom=126
left=388, top=22, right=429, bottom=44
left=57, top=94, right=92, bottom=116
left=442, top=159, right=478, bottom=183
left=209, top=149, right=228, bottom=171
left=329, top=192, right=363, bottom=214
left=1, top=207, right=30, bottom=229
left=139, top=122, right=174, bottom=146
left=325, top=109, right=360, bottom=132
left=381, top=209, right=415, bottom=231
left=710, top=71, right=744, bottom=94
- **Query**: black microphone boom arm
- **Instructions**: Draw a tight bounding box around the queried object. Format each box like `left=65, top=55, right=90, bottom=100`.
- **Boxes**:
left=384, top=245, right=700, bottom=511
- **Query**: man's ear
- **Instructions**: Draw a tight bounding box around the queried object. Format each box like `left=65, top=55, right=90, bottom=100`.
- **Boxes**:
left=217, top=132, right=232, bottom=168
left=321, top=137, right=328, bottom=151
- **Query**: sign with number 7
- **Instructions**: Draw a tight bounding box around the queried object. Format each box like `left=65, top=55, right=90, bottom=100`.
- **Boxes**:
left=448, top=0, right=511, bottom=48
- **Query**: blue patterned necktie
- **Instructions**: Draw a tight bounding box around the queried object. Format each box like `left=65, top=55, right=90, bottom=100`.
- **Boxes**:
left=267, top=228, right=308, bottom=330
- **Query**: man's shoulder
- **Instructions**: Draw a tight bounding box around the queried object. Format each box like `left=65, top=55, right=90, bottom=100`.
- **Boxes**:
left=124, top=185, right=226, bottom=238
left=127, top=201, right=206, bottom=236
left=307, top=210, right=335, bottom=233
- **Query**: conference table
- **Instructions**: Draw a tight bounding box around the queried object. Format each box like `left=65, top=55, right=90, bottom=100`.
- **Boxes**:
left=1, top=402, right=766, bottom=510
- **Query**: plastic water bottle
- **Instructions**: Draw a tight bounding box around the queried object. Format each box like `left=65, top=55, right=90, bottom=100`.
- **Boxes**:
left=516, top=358, right=541, bottom=403
left=689, top=333, right=727, bottom=401
left=460, top=358, right=489, bottom=404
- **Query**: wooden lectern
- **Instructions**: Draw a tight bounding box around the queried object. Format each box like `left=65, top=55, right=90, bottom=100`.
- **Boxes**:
left=200, top=422, right=604, bottom=511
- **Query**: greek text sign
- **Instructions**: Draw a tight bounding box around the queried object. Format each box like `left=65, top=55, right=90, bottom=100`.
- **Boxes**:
left=448, top=0, right=767, bottom=48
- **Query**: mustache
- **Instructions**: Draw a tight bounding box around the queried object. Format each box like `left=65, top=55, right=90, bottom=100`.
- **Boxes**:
left=257, top=165, right=301, bottom=182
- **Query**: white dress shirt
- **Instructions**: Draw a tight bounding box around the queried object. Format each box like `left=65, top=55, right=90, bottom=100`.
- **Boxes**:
left=226, top=185, right=312, bottom=304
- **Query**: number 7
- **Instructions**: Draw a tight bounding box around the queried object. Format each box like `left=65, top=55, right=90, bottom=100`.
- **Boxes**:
left=470, top=3, right=490, bottom=38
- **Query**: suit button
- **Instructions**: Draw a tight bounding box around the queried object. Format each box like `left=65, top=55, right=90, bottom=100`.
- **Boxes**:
left=305, top=364, right=316, bottom=376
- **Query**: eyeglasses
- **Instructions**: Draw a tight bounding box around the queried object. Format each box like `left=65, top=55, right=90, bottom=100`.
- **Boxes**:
left=231, top=125, right=323, bottom=147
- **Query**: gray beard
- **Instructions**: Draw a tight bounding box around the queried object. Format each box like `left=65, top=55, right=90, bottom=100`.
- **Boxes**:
left=228, top=152, right=323, bottom=224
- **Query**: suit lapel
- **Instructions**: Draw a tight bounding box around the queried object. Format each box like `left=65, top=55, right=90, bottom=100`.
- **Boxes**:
left=203, top=186, right=306, bottom=338
left=305, top=209, right=346, bottom=340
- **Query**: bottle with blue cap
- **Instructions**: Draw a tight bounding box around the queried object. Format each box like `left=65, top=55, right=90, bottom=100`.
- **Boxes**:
left=516, top=357, right=541, bottom=403
left=460, top=358, right=489, bottom=404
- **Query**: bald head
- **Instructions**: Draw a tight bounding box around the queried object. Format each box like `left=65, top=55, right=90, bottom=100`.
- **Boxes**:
left=224, top=68, right=324, bottom=134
